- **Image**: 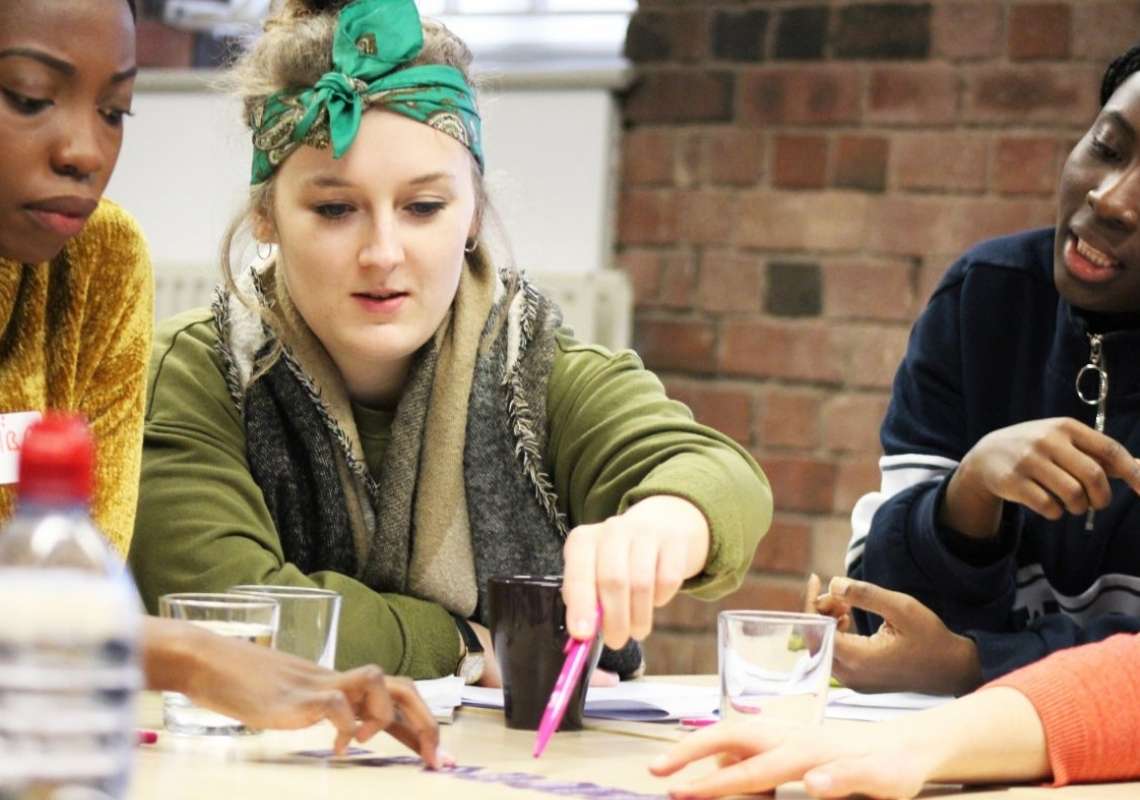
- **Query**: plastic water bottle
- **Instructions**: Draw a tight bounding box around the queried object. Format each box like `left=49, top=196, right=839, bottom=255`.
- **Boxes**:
left=0, top=415, right=143, bottom=799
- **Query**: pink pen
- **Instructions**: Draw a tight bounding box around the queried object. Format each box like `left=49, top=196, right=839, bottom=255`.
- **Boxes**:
left=533, top=604, right=602, bottom=759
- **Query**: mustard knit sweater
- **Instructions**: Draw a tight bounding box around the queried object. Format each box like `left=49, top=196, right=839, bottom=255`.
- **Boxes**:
left=0, top=200, right=152, bottom=555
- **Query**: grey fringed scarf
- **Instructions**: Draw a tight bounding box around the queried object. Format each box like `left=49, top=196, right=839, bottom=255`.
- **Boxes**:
left=213, top=258, right=642, bottom=677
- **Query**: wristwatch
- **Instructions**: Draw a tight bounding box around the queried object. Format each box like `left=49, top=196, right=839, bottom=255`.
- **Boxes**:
left=452, top=613, right=485, bottom=685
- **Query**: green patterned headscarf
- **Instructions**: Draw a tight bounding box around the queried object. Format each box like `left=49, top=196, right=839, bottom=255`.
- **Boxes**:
left=249, top=0, right=483, bottom=184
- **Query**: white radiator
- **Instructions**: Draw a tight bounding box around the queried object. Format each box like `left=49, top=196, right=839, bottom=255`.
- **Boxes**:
left=152, top=266, right=219, bottom=324
left=153, top=266, right=632, bottom=351
left=531, top=271, right=633, bottom=352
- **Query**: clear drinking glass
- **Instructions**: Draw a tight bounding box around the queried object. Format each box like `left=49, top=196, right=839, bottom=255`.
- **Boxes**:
left=158, top=592, right=279, bottom=735
left=227, top=585, right=341, bottom=668
left=718, top=610, right=836, bottom=725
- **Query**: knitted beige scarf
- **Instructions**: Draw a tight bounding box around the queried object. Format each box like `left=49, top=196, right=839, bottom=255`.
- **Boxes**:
left=260, top=257, right=497, bottom=617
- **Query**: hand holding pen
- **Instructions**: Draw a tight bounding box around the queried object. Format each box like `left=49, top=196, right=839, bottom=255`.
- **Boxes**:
left=560, top=496, right=711, bottom=650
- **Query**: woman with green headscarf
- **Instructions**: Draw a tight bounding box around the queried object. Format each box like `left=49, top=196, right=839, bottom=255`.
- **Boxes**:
left=128, top=0, right=773, bottom=684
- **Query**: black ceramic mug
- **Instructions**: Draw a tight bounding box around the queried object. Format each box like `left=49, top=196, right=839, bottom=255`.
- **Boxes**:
left=487, top=575, right=602, bottom=731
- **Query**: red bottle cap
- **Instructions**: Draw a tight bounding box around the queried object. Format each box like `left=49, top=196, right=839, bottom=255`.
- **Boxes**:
left=18, top=414, right=94, bottom=504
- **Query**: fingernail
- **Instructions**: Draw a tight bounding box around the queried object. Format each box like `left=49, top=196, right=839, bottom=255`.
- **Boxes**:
left=436, top=748, right=456, bottom=768
left=805, top=770, right=832, bottom=792
left=574, top=618, right=593, bottom=637
left=650, top=755, right=668, bottom=771
left=830, top=577, right=850, bottom=597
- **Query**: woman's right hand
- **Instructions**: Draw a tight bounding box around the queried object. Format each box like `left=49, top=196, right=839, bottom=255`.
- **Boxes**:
left=651, top=684, right=1051, bottom=798
left=942, top=417, right=1140, bottom=539
left=650, top=718, right=934, bottom=799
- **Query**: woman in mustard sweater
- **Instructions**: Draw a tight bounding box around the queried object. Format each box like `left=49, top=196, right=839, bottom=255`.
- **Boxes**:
left=0, top=0, right=149, bottom=555
left=128, top=0, right=772, bottom=682
left=0, top=0, right=438, bottom=762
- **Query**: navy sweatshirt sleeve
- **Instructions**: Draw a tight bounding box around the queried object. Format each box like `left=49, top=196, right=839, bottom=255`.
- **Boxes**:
left=848, top=263, right=1025, bottom=635
left=970, top=614, right=1140, bottom=680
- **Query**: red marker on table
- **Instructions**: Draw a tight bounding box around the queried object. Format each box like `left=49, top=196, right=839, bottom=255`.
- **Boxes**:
left=533, top=604, right=602, bottom=759
left=136, top=729, right=159, bottom=745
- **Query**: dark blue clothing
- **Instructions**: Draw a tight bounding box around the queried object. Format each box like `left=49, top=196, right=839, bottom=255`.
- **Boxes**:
left=846, top=227, right=1140, bottom=684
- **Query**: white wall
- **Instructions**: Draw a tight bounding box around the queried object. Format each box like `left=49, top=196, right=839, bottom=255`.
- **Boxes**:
left=107, top=90, right=250, bottom=272
left=106, top=71, right=624, bottom=276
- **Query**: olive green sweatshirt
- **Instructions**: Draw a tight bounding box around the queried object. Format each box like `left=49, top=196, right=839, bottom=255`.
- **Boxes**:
left=129, top=309, right=772, bottom=677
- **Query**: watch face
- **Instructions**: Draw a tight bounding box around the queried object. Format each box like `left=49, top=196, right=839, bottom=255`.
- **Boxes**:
left=459, top=652, right=485, bottom=685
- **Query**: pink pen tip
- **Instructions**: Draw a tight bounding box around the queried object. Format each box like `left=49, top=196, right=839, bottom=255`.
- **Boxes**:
left=533, top=605, right=602, bottom=759
left=533, top=714, right=557, bottom=758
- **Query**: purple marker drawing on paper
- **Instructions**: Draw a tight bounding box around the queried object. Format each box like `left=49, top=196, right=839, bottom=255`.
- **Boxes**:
left=329, top=755, right=667, bottom=799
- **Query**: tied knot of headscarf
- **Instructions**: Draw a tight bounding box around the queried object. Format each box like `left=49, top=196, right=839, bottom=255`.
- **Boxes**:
left=249, top=0, right=483, bottom=184
left=294, top=72, right=365, bottom=159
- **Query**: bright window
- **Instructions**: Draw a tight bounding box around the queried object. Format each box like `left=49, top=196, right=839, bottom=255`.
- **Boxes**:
left=415, top=0, right=634, bottom=67
left=159, top=0, right=633, bottom=68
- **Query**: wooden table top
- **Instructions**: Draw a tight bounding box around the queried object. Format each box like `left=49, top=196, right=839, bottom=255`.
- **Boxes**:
left=128, top=689, right=1140, bottom=799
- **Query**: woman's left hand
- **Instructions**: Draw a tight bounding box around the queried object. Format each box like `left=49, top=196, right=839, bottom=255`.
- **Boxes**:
left=562, top=495, right=710, bottom=649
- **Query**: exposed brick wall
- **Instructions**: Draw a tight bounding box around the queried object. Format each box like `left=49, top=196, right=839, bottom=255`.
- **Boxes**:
left=134, top=3, right=237, bottom=69
left=620, top=0, right=1137, bottom=674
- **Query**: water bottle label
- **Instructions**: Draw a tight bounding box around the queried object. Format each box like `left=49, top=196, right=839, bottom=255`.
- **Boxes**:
left=0, top=411, right=41, bottom=484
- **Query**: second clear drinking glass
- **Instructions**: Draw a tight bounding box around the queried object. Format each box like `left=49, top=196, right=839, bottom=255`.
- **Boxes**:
left=718, top=610, right=836, bottom=725
left=228, top=585, right=341, bottom=668
left=158, top=592, right=280, bottom=735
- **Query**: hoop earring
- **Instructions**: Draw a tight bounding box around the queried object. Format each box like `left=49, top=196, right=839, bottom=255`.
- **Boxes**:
left=257, top=241, right=274, bottom=260
left=464, top=238, right=478, bottom=254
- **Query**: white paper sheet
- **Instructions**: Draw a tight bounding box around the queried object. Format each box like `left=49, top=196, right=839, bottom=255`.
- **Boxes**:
left=414, top=675, right=465, bottom=724
left=460, top=682, right=719, bottom=722
left=824, top=689, right=953, bottom=722
left=454, top=682, right=953, bottom=724
left=459, top=685, right=503, bottom=709
left=584, top=682, right=719, bottom=721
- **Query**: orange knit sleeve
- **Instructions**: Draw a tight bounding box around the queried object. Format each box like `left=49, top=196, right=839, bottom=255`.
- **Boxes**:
left=986, top=633, right=1140, bottom=786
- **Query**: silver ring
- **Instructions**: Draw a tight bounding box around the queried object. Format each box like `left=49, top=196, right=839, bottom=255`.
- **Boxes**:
left=1075, top=364, right=1108, bottom=405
